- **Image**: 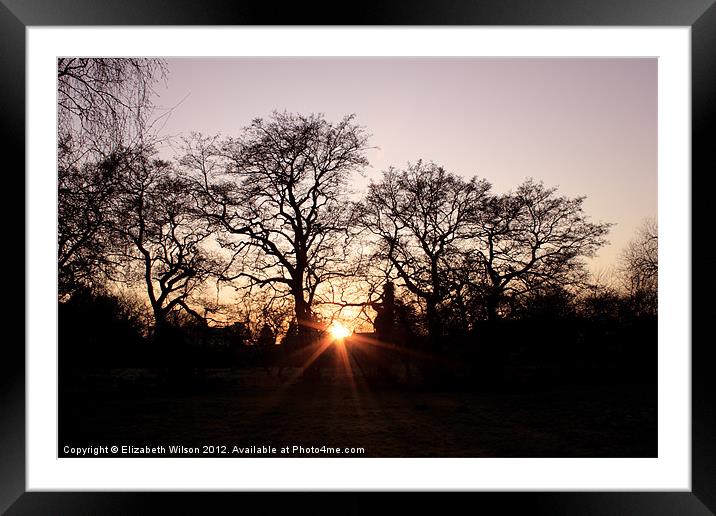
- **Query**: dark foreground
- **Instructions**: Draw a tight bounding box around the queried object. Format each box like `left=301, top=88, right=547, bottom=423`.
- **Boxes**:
left=59, top=367, right=656, bottom=458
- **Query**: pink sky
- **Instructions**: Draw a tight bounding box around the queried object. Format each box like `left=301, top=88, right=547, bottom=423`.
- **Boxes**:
left=157, top=57, right=657, bottom=274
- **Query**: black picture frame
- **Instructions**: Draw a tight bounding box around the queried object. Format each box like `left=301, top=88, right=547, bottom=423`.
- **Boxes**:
left=2, top=1, right=713, bottom=513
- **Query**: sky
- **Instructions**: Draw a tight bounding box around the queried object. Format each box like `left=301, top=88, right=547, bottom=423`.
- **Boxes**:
left=155, top=57, right=657, bottom=274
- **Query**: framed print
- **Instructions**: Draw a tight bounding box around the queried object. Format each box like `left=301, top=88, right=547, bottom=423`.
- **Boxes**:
left=3, top=0, right=714, bottom=513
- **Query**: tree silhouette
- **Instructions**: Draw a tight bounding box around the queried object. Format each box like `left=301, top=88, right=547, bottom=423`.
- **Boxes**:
left=372, top=281, right=397, bottom=340
left=619, top=217, right=658, bottom=317
left=58, top=58, right=167, bottom=298
left=58, top=58, right=167, bottom=158
left=359, top=161, right=490, bottom=346
left=182, top=112, right=370, bottom=345
left=58, top=153, right=120, bottom=296
left=110, top=150, right=214, bottom=337
left=256, top=324, right=277, bottom=347
left=469, top=179, right=612, bottom=321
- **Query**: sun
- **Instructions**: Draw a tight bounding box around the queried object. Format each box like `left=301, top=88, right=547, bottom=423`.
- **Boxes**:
left=328, top=321, right=352, bottom=340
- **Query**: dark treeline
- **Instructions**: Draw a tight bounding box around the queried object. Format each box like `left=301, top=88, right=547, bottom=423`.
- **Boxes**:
left=58, top=58, right=657, bottom=389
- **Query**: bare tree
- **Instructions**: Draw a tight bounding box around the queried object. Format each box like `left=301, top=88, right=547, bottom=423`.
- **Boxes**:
left=181, top=112, right=371, bottom=343
left=470, top=179, right=612, bottom=321
left=58, top=58, right=167, bottom=160
left=58, top=153, right=121, bottom=296
left=359, top=161, right=491, bottom=345
left=227, top=284, right=295, bottom=343
left=110, top=151, right=214, bottom=337
left=619, top=217, right=657, bottom=316
left=58, top=58, right=167, bottom=297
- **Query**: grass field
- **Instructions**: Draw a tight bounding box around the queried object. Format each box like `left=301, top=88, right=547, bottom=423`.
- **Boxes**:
left=59, top=367, right=656, bottom=458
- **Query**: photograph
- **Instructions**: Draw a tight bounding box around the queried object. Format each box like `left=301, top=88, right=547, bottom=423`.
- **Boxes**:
left=57, top=56, right=658, bottom=459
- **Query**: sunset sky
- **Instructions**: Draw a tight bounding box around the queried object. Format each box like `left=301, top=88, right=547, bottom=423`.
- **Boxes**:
left=156, top=57, right=657, bottom=274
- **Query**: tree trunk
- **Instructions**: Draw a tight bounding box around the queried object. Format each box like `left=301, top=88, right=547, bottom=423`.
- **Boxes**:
left=293, top=290, right=312, bottom=344
left=292, top=283, right=321, bottom=381
left=153, top=309, right=168, bottom=349
left=486, top=289, right=501, bottom=322
left=426, top=298, right=441, bottom=350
